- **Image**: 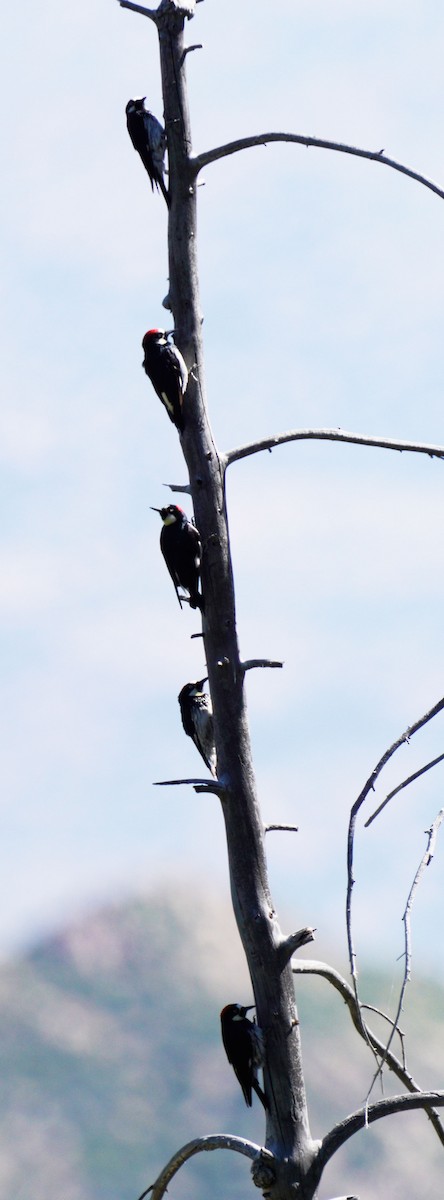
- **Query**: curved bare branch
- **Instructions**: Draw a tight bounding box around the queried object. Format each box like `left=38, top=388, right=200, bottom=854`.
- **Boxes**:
left=138, top=1134, right=272, bottom=1200
left=223, top=428, right=444, bottom=470
left=191, top=132, right=444, bottom=201
left=292, top=958, right=444, bottom=1146
left=316, top=1091, right=444, bottom=1175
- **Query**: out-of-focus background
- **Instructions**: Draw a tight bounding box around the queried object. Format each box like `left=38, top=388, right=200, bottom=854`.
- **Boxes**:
left=2, top=1, right=444, bottom=1195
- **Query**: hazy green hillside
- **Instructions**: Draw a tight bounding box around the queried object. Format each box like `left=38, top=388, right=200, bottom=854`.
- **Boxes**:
left=0, top=890, right=443, bottom=1200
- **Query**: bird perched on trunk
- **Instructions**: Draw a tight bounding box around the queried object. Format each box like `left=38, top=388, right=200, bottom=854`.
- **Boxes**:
left=220, top=1003, right=266, bottom=1108
left=142, top=329, right=188, bottom=432
left=178, top=678, right=217, bottom=776
left=151, top=504, right=204, bottom=611
left=125, top=97, right=169, bottom=205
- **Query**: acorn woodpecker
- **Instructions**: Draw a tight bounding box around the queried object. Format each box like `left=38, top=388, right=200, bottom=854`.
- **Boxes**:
left=125, top=97, right=169, bottom=205
left=220, top=1003, right=266, bottom=1109
left=142, top=329, right=188, bottom=432
left=151, top=504, right=204, bottom=611
left=178, top=678, right=217, bottom=776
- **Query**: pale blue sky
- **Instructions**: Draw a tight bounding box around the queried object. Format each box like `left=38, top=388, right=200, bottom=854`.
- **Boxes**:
left=2, top=0, right=444, bottom=985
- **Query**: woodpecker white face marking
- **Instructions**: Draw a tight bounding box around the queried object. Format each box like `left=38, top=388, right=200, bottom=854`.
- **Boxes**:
left=153, top=506, right=203, bottom=612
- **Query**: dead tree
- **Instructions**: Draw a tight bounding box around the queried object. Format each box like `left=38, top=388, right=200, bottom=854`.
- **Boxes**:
left=117, top=2, right=444, bottom=1197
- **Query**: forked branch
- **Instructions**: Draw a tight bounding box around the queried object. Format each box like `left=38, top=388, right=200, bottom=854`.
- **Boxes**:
left=292, top=959, right=444, bottom=1146
left=191, top=133, right=444, bottom=202
left=346, top=693, right=444, bottom=996
left=365, top=753, right=444, bottom=827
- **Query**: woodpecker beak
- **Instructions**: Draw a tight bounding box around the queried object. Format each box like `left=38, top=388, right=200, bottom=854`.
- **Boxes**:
left=150, top=507, right=162, bottom=513
left=196, top=676, right=208, bottom=689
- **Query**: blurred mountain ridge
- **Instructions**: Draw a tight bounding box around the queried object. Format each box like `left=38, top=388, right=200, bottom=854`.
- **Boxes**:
left=1, top=886, right=443, bottom=1200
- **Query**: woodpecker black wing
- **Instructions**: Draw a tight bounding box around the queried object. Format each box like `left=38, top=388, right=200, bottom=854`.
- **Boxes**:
left=142, top=331, right=187, bottom=432
left=142, top=109, right=167, bottom=190
left=159, top=514, right=202, bottom=609
left=126, top=99, right=156, bottom=182
left=220, top=1004, right=255, bottom=1106
left=153, top=505, right=203, bottom=610
left=126, top=98, right=169, bottom=206
left=160, top=534, right=184, bottom=607
left=179, top=518, right=203, bottom=611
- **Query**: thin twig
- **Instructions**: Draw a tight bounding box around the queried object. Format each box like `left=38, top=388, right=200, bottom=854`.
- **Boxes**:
left=361, top=1002, right=406, bottom=1048
left=365, top=753, right=444, bottom=827
left=265, top=823, right=299, bottom=833
left=164, top=482, right=192, bottom=494
left=181, top=43, right=203, bottom=62
left=402, top=812, right=444, bottom=973
left=223, top=428, right=444, bottom=470
left=154, top=777, right=226, bottom=795
left=191, top=132, right=444, bottom=202
left=242, top=658, right=284, bottom=671
left=365, top=812, right=444, bottom=1102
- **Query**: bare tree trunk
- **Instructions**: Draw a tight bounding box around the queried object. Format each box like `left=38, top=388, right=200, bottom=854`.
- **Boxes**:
left=156, top=5, right=318, bottom=1196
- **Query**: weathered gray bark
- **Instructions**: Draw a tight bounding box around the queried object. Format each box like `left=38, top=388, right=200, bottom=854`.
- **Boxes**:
left=155, top=4, right=319, bottom=1197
